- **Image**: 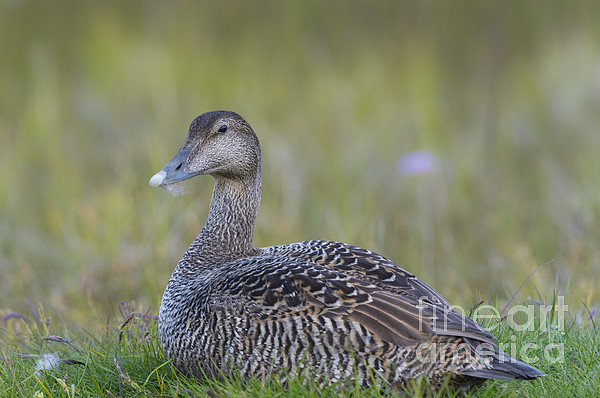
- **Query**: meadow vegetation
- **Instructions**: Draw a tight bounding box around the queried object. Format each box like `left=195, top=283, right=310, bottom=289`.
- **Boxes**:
left=1, top=1, right=599, bottom=396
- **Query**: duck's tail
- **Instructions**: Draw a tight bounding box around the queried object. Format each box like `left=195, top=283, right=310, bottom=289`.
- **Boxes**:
left=460, top=344, right=546, bottom=381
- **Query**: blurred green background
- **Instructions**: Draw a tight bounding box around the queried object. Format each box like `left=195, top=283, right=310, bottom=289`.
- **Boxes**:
left=1, top=1, right=599, bottom=328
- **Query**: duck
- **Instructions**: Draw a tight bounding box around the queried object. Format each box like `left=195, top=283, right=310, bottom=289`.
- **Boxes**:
left=149, top=110, right=544, bottom=393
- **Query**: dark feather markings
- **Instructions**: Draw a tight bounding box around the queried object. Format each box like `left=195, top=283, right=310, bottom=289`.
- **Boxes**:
left=210, top=248, right=497, bottom=355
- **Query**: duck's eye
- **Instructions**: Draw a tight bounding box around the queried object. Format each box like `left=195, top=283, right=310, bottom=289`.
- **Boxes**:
left=217, top=124, right=228, bottom=133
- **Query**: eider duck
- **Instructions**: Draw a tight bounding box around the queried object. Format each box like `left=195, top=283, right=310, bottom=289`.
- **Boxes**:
left=149, top=110, right=544, bottom=392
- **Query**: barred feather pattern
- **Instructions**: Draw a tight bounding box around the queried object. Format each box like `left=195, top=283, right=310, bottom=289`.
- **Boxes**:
left=154, top=111, right=544, bottom=393
left=160, top=240, right=496, bottom=389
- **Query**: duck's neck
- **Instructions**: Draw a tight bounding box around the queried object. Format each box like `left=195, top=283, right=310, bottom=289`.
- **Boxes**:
left=192, top=168, right=262, bottom=263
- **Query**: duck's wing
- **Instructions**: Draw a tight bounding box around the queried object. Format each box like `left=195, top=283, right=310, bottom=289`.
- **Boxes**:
left=211, top=256, right=424, bottom=348
left=210, top=244, right=494, bottom=348
left=261, top=240, right=496, bottom=344
left=265, top=241, right=545, bottom=381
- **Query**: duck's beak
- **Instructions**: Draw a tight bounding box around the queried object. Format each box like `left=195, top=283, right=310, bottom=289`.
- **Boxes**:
left=149, top=144, right=201, bottom=187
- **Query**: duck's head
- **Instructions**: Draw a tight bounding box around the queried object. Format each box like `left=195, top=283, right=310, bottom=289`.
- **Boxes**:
left=149, top=110, right=260, bottom=189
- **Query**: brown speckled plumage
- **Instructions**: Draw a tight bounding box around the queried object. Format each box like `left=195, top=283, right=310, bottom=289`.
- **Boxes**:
left=150, top=111, right=544, bottom=392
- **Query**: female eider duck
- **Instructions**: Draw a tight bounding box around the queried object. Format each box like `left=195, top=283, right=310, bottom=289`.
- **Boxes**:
left=149, top=110, right=544, bottom=392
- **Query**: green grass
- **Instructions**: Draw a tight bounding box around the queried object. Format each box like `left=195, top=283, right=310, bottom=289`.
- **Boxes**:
left=1, top=299, right=599, bottom=397
left=1, top=0, right=600, bottom=396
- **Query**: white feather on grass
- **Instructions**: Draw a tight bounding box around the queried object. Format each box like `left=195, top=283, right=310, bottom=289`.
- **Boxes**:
left=34, top=353, right=61, bottom=376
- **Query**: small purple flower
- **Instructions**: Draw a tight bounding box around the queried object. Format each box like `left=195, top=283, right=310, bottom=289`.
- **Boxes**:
left=396, top=150, right=438, bottom=176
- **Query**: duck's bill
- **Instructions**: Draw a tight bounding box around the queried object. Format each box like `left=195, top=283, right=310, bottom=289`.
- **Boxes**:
left=149, top=144, right=201, bottom=187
